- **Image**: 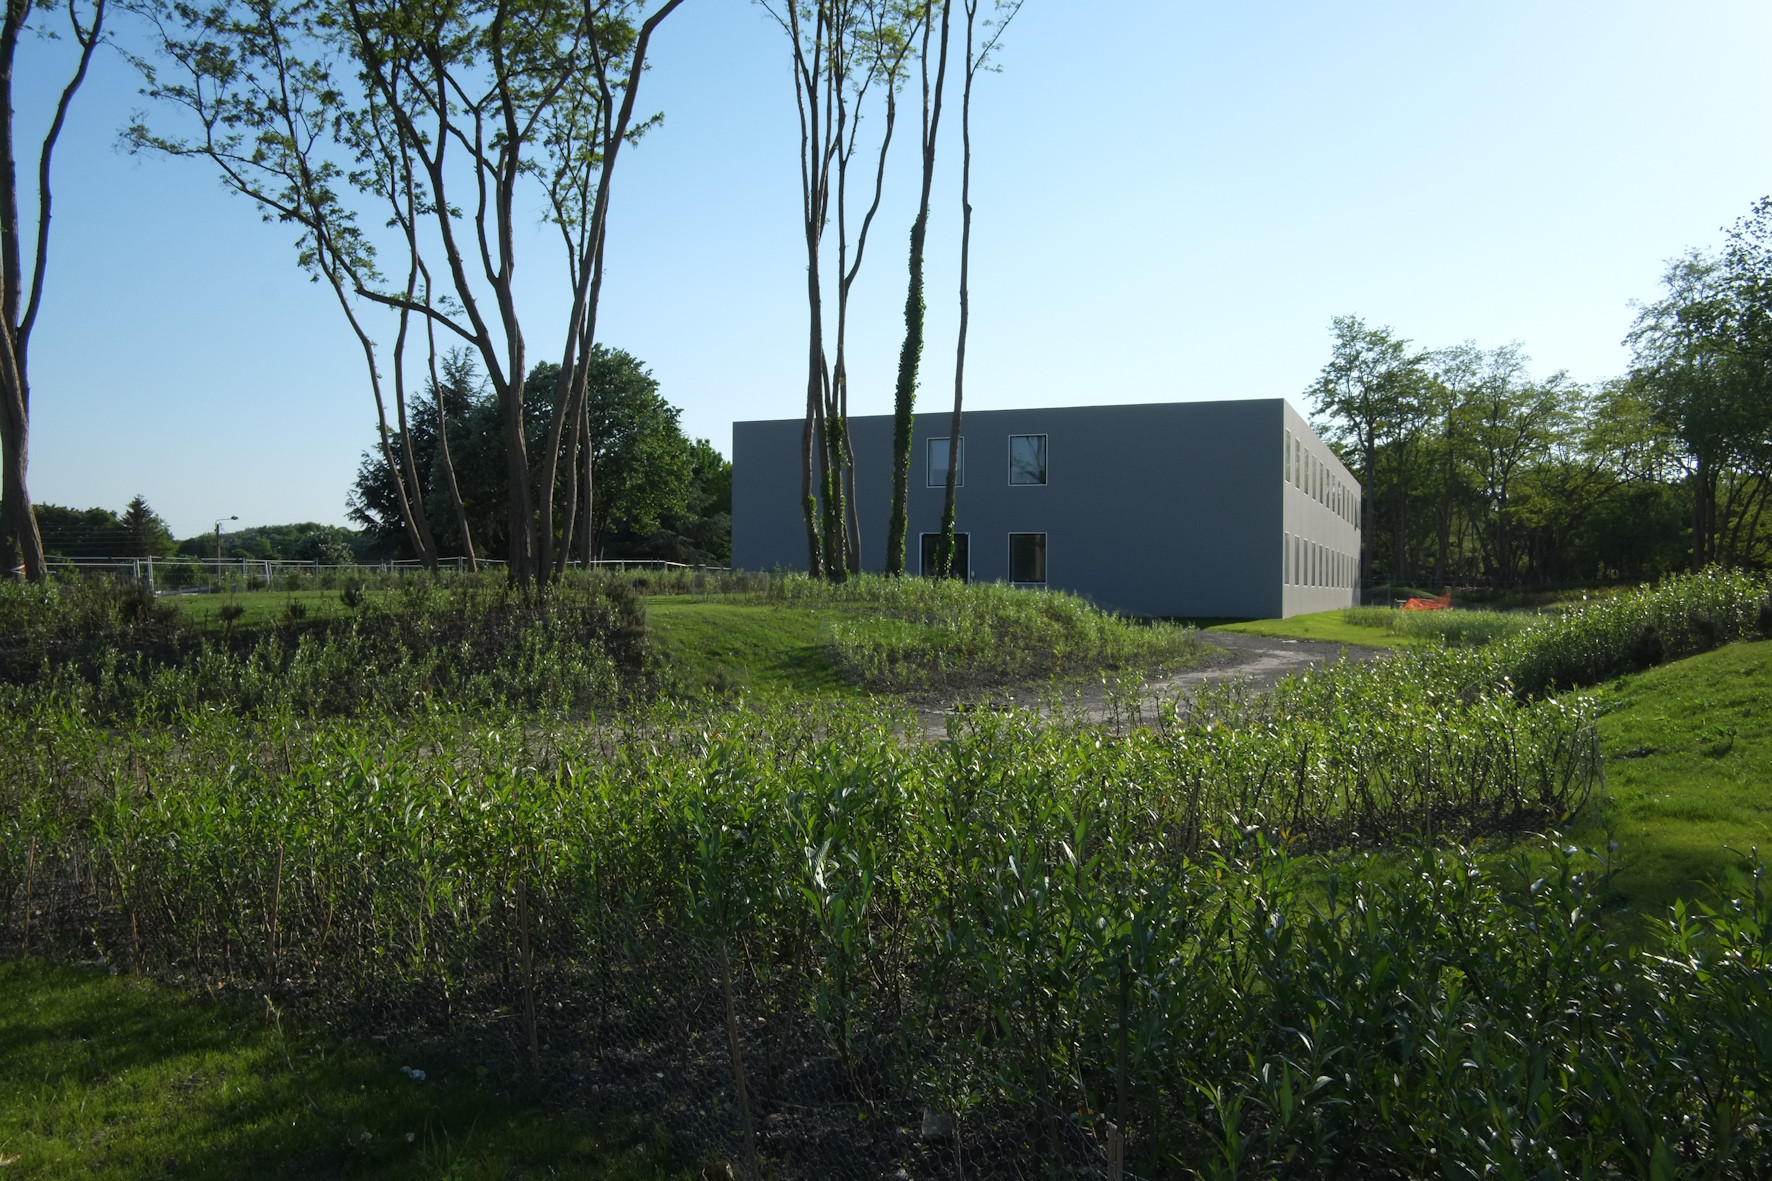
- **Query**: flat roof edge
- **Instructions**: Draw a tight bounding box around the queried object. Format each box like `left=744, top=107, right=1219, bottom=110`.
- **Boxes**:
left=734, top=396, right=1288, bottom=429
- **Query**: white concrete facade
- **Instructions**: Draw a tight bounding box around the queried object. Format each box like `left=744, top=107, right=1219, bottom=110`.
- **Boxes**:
left=1280, top=401, right=1360, bottom=617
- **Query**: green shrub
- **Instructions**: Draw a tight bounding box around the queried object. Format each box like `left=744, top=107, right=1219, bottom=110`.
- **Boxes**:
left=0, top=576, right=639, bottom=719
left=1501, top=569, right=1771, bottom=695
left=0, top=691, right=1757, bottom=1177
left=1342, top=605, right=1539, bottom=648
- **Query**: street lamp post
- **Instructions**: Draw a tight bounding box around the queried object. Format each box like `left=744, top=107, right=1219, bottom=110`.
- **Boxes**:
left=214, top=515, right=238, bottom=573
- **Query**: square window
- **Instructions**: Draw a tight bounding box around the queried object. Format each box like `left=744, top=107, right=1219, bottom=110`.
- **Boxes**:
left=1008, top=532, right=1046, bottom=584
left=1009, top=434, right=1047, bottom=485
left=919, top=532, right=970, bottom=581
left=927, top=437, right=964, bottom=487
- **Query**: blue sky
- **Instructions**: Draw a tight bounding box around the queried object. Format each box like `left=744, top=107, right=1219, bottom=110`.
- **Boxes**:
left=17, top=0, right=1772, bottom=537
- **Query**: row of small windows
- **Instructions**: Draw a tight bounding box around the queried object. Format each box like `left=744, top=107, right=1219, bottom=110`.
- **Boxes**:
left=1285, top=429, right=1358, bottom=528
left=926, top=435, right=1048, bottom=487
left=1285, top=532, right=1353, bottom=589
left=917, top=531, right=1047, bottom=584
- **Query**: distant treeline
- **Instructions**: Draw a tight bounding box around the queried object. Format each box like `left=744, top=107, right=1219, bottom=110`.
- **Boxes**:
left=1313, top=200, right=1772, bottom=592
left=39, top=495, right=374, bottom=566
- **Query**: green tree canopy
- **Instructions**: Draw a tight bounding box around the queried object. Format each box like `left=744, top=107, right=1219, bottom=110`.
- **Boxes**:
left=351, top=348, right=727, bottom=564
left=119, top=496, right=178, bottom=558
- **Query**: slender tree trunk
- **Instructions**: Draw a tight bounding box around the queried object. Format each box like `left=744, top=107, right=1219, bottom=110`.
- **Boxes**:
left=782, top=2, right=838, bottom=578
left=501, top=366, right=534, bottom=580
left=390, top=284, right=440, bottom=569
left=802, top=385, right=825, bottom=577
left=327, top=266, right=435, bottom=570
left=1692, top=458, right=1714, bottom=571
left=578, top=398, right=595, bottom=566
left=1359, top=436, right=1377, bottom=595
left=557, top=387, right=583, bottom=572
left=885, top=0, right=952, bottom=575
left=831, top=6, right=916, bottom=574
left=936, top=0, right=980, bottom=578
left=0, top=0, right=103, bottom=581
left=0, top=381, right=41, bottom=580
left=424, top=307, right=477, bottom=569
left=539, top=2, right=681, bottom=584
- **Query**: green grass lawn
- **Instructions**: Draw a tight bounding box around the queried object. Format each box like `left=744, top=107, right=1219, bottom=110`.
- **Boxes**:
left=643, top=594, right=858, bottom=696
left=1208, top=609, right=1416, bottom=648
left=0, top=960, right=687, bottom=1180
left=170, top=588, right=348, bottom=628
left=1572, top=638, right=1772, bottom=917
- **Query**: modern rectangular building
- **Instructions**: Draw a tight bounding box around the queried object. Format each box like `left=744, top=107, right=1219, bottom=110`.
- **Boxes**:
left=733, top=398, right=1359, bottom=619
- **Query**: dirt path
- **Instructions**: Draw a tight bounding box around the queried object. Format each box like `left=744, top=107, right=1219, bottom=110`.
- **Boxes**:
left=916, top=631, right=1387, bottom=738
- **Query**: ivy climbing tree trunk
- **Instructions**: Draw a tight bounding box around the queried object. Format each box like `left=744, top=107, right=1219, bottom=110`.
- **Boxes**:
left=934, top=0, right=1016, bottom=578
left=884, top=0, right=950, bottom=576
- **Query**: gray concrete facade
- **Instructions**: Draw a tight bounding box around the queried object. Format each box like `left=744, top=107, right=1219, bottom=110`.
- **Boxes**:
left=733, top=399, right=1360, bottom=619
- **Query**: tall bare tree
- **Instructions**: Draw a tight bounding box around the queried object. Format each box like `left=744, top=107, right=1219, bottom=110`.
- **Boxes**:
left=932, top=0, right=1017, bottom=578
left=882, top=0, right=948, bottom=575
left=762, top=0, right=914, bottom=578
left=537, top=0, right=683, bottom=579
left=827, top=1, right=914, bottom=574
left=0, top=0, right=107, bottom=581
left=132, top=0, right=682, bottom=583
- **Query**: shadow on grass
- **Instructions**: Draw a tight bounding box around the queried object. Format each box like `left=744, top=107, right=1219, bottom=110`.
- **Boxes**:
left=0, top=960, right=687, bottom=1180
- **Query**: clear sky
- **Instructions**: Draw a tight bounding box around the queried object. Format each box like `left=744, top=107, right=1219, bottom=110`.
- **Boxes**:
left=16, top=0, right=1772, bottom=538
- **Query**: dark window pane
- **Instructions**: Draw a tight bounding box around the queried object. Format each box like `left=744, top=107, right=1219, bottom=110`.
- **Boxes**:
left=927, top=437, right=964, bottom=487
left=1009, top=434, right=1047, bottom=485
left=1008, top=532, right=1046, bottom=584
left=919, top=532, right=969, bottom=581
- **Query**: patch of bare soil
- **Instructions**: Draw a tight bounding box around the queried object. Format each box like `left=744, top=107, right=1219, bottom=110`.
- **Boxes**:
left=915, top=631, right=1388, bottom=738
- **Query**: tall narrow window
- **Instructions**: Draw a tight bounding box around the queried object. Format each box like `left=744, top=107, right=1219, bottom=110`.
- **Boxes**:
left=1284, top=532, right=1292, bottom=584
left=1285, top=431, right=1293, bottom=483
left=1008, top=533, right=1047, bottom=584
left=919, top=532, right=970, bottom=581
left=927, top=437, right=964, bottom=487
left=1008, top=434, right=1047, bottom=485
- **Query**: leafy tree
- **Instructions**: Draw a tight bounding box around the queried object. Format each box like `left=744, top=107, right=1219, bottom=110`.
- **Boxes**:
left=36, top=504, right=124, bottom=558
left=131, top=0, right=684, bottom=582
left=292, top=527, right=357, bottom=566
left=573, top=348, right=693, bottom=553
left=602, top=436, right=730, bottom=564
left=1307, top=316, right=1431, bottom=587
left=0, top=0, right=107, bottom=581
left=119, top=495, right=177, bottom=558
left=353, top=348, right=707, bottom=562
left=1627, top=248, right=1772, bottom=568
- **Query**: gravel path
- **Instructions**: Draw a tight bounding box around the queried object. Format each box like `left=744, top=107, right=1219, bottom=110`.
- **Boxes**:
left=916, top=630, right=1387, bottom=738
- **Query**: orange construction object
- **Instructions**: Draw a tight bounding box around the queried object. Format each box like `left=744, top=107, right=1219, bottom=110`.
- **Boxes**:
left=1402, top=588, right=1452, bottom=612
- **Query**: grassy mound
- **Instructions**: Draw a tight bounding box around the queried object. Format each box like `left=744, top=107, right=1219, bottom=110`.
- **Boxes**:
left=766, top=573, right=1207, bottom=692
left=1575, top=639, right=1772, bottom=914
